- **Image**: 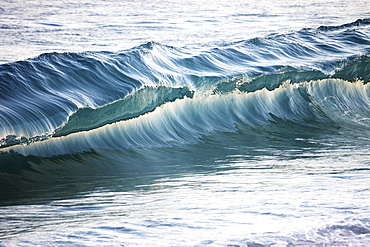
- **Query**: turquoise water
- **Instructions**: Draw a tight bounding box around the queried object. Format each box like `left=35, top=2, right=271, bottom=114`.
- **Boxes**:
left=1, top=0, right=370, bottom=246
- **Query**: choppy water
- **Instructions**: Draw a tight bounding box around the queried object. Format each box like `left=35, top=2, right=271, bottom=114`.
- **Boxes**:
left=1, top=0, right=370, bottom=246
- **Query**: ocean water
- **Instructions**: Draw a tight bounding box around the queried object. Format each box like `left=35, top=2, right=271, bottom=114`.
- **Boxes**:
left=1, top=0, right=370, bottom=246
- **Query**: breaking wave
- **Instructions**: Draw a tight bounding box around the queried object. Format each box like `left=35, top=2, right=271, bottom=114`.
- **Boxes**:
left=0, top=18, right=370, bottom=161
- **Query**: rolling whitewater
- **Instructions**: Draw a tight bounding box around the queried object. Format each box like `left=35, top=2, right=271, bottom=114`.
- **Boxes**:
left=1, top=0, right=370, bottom=246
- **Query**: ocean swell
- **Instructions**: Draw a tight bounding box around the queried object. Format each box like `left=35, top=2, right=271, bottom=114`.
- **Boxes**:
left=1, top=78, right=369, bottom=158
left=0, top=18, right=370, bottom=156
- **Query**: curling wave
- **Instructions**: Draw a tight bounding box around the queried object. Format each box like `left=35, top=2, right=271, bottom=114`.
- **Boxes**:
left=0, top=18, right=370, bottom=157
left=0, top=86, right=194, bottom=148
left=2, top=78, right=370, bottom=158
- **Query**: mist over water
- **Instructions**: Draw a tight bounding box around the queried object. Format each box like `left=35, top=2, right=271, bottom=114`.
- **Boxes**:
left=1, top=0, right=370, bottom=246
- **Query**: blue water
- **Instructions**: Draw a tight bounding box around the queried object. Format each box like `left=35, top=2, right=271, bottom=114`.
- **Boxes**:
left=1, top=0, right=370, bottom=246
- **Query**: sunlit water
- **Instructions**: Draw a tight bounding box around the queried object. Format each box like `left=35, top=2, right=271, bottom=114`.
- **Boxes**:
left=1, top=0, right=369, bottom=63
left=1, top=0, right=370, bottom=246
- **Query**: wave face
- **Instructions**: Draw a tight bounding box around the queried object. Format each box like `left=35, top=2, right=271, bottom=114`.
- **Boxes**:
left=0, top=18, right=370, bottom=181
left=1, top=19, right=370, bottom=149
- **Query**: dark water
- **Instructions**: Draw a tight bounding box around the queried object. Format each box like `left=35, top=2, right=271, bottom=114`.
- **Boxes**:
left=1, top=0, right=370, bottom=246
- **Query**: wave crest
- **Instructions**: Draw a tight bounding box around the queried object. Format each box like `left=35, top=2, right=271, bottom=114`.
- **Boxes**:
left=2, top=78, right=370, bottom=157
left=1, top=18, right=370, bottom=155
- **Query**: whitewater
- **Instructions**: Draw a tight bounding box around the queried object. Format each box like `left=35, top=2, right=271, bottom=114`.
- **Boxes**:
left=1, top=0, right=370, bottom=246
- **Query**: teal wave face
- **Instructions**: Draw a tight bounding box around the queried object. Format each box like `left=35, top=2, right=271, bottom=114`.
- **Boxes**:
left=54, top=86, right=194, bottom=137
left=0, top=18, right=370, bottom=154
left=2, top=78, right=370, bottom=157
